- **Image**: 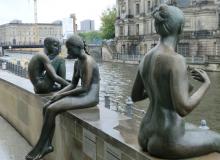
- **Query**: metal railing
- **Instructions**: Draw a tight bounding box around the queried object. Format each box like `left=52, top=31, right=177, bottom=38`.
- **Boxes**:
left=185, top=55, right=206, bottom=64
left=0, top=59, right=28, bottom=78
left=113, top=53, right=144, bottom=62
left=113, top=53, right=220, bottom=64
left=185, top=55, right=220, bottom=64
left=104, top=95, right=146, bottom=120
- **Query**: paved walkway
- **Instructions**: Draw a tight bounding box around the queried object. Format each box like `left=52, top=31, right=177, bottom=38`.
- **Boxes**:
left=0, top=117, right=31, bottom=160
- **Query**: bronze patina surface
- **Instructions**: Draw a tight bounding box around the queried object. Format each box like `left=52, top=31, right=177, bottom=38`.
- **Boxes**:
left=28, top=37, right=69, bottom=94
left=26, top=35, right=100, bottom=160
left=131, top=4, right=220, bottom=159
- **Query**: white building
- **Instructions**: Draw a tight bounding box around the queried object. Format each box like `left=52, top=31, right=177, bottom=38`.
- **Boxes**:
left=0, top=21, right=62, bottom=46
left=62, top=18, right=74, bottom=40
left=80, top=20, right=95, bottom=32
left=62, top=14, right=77, bottom=40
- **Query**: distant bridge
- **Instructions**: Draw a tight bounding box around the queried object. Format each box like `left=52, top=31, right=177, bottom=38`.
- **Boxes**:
left=0, top=44, right=44, bottom=56
left=0, top=44, right=102, bottom=57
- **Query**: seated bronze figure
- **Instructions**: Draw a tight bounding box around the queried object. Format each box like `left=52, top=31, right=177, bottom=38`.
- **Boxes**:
left=28, top=37, right=69, bottom=94
left=26, top=35, right=100, bottom=160
left=131, top=4, right=220, bottom=159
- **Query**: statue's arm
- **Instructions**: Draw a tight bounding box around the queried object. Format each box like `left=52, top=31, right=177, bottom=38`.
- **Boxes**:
left=51, top=61, right=80, bottom=98
left=170, top=56, right=210, bottom=117
left=189, top=83, right=193, bottom=93
left=43, top=56, right=69, bottom=86
left=58, top=59, right=66, bottom=79
left=71, top=60, right=80, bottom=89
left=131, top=69, right=148, bottom=102
left=54, top=61, right=94, bottom=98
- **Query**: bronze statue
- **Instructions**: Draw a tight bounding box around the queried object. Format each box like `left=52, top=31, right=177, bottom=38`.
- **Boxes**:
left=26, top=35, right=100, bottom=160
left=131, top=4, right=220, bottom=159
left=28, top=37, right=69, bottom=94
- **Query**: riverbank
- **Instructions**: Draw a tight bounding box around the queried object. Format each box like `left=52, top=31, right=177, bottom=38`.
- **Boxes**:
left=105, top=59, right=220, bottom=72
left=1, top=52, right=220, bottom=133
left=1, top=70, right=220, bottom=160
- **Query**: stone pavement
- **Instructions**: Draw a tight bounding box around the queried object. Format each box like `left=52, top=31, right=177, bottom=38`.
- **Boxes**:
left=0, top=116, right=31, bottom=160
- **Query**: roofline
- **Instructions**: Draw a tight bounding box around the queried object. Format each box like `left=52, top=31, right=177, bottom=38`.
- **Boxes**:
left=0, top=23, right=62, bottom=27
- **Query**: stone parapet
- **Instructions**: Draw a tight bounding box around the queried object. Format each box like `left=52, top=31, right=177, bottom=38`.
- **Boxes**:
left=0, top=70, right=219, bottom=160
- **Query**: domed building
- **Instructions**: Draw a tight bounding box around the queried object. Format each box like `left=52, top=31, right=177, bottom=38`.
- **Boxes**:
left=115, top=0, right=220, bottom=58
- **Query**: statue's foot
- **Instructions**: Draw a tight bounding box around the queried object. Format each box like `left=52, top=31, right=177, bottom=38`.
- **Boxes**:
left=25, top=142, right=53, bottom=160
left=25, top=145, right=53, bottom=160
left=25, top=147, right=40, bottom=160
left=34, top=145, right=54, bottom=160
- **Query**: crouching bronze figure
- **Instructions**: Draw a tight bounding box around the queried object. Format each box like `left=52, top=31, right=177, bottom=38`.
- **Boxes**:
left=28, top=37, right=69, bottom=94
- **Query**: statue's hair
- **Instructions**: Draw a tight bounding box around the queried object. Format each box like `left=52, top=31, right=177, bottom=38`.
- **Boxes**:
left=44, top=37, right=59, bottom=46
left=66, top=35, right=90, bottom=55
left=152, top=4, right=184, bottom=36
left=83, top=40, right=90, bottom=55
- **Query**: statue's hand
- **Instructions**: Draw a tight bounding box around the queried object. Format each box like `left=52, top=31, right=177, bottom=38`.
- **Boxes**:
left=44, top=100, right=52, bottom=108
left=51, top=94, right=62, bottom=102
left=191, top=68, right=210, bottom=84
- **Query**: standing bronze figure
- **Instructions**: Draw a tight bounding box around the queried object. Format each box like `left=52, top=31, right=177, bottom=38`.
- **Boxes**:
left=28, top=37, right=69, bottom=94
left=131, top=4, right=220, bottom=159
left=26, top=35, right=100, bottom=160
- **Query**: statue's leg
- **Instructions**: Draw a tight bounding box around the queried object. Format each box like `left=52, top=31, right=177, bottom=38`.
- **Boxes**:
left=26, top=99, right=62, bottom=160
left=147, top=129, right=220, bottom=159
left=42, top=103, right=55, bottom=147
left=26, top=95, right=97, bottom=160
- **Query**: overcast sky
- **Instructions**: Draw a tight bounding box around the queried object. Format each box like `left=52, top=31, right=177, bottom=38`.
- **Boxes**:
left=0, top=0, right=115, bottom=30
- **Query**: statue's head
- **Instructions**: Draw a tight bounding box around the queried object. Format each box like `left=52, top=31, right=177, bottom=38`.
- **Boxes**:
left=44, top=37, right=61, bottom=56
left=65, top=35, right=84, bottom=59
left=152, top=4, right=184, bottom=37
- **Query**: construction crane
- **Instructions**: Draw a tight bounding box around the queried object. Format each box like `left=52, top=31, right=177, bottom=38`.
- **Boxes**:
left=28, top=0, right=39, bottom=44
left=28, top=0, right=38, bottom=23
left=34, top=0, right=38, bottom=23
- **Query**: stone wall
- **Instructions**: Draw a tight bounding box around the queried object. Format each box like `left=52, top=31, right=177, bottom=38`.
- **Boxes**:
left=0, top=72, right=155, bottom=160
left=0, top=71, right=219, bottom=160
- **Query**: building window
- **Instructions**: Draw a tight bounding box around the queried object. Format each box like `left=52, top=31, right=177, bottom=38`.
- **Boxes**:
left=128, top=25, right=130, bottom=36
left=136, top=24, right=139, bottom=35
left=219, top=14, right=220, bottom=28
left=121, top=44, right=126, bottom=54
left=144, top=44, right=148, bottom=52
left=151, top=43, right=157, bottom=48
left=120, top=26, right=124, bottom=36
left=13, top=39, right=16, bottom=45
left=178, top=43, right=189, bottom=56
left=136, top=3, right=140, bottom=15
left=121, top=2, right=126, bottom=14
left=147, top=1, right=151, bottom=12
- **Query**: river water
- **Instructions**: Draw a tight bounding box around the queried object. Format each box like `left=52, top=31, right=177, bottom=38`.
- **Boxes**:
left=3, top=53, right=220, bottom=132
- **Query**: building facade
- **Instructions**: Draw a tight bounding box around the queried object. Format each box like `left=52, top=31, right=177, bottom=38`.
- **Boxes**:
left=80, top=20, right=95, bottom=32
left=115, top=0, right=220, bottom=56
left=0, top=21, right=62, bottom=46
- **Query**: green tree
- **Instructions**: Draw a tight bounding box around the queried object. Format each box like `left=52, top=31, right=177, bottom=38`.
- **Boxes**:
left=78, top=31, right=102, bottom=44
left=100, top=7, right=116, bottom=39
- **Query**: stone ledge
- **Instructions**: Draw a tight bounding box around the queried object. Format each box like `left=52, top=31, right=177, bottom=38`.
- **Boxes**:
left=0, top=70, right=219, bottom=160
